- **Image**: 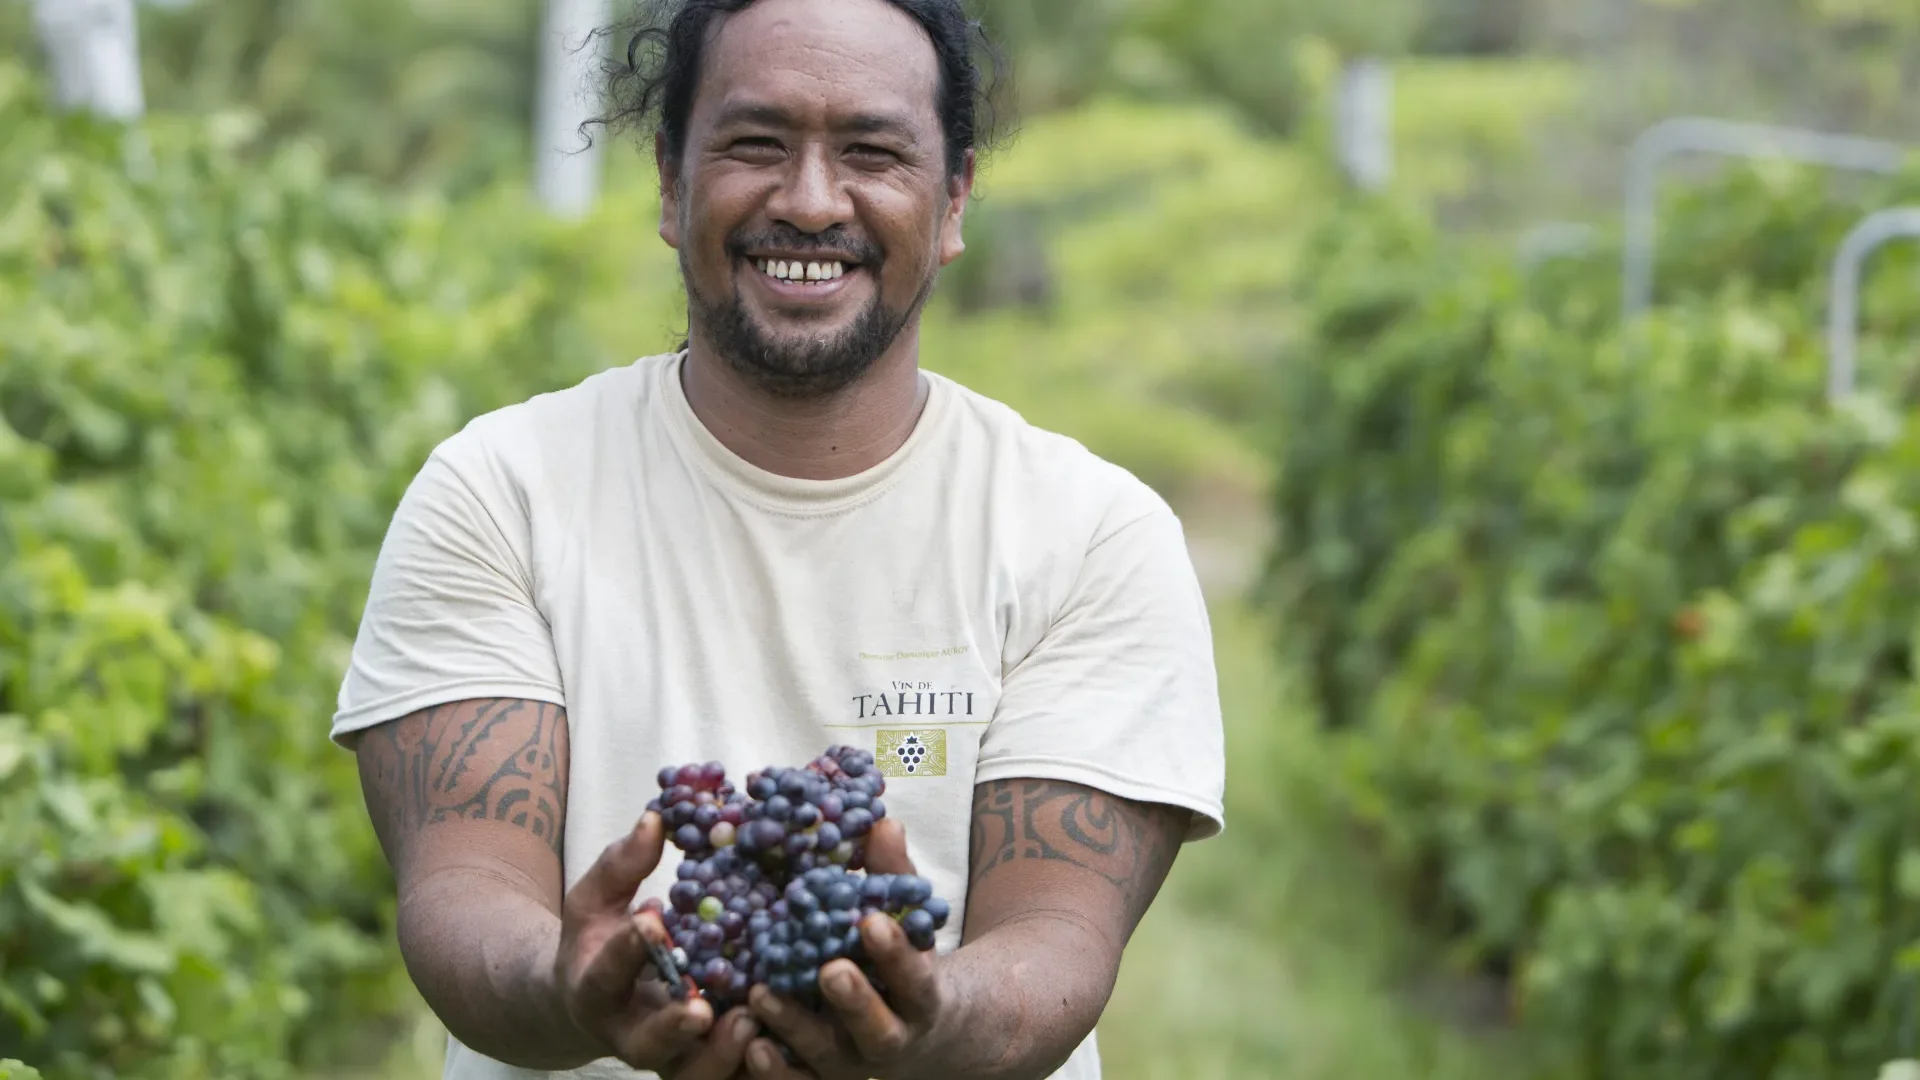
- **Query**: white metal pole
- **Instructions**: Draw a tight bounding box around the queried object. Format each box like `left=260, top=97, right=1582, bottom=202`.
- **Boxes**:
left=1335, top=58, right=1392, bottom=193
left=32, top=0, right=147, bottom=122
left=534, top=0, right=612, bottom=219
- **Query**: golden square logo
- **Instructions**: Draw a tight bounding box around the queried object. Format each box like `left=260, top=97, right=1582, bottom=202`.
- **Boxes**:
left=875, top=729, right=947, bottom=777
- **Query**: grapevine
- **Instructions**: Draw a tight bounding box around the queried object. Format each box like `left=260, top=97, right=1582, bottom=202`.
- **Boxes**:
left=636, top=746, right=950, bottom=1016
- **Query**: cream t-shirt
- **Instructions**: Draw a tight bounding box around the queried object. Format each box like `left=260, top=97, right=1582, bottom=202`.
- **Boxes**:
left=331, top=350, right=1227, bottom=1080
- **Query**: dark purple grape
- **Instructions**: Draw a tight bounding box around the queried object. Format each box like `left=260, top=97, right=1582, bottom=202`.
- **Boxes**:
left=770, top=899, right=790, bottom=922
left=794, top=966, right=819, bottom=995
left=830, top=908, right=856, bottom=933
left=673, top=928, right=697, bottom=952
left=670, top=880, right=702, bottom=913
left=923, top=897, right=950, bottom=930
left=779, top=772, right=810, bottom=800
left=720, top=911, right=746, bottom=939
left=819, top=794, right=844, bottom=821
left=748, top=911, right=773, bottom=937
left=821, top=935, right=844, bottom=961
left=657, top=765, right=678, bottom=790
left=860, top=875, right=890, bottom=904
left=763, top=942, right=791, bottom=970
left=720, top=801, right=746, bottom=826
left=676, top=861, right=699, bottom=881
left=792, top=803, right=821, bottom=828
left=902, top=908, right=934, bottom=939
left=726, top=895, right=754, bottom=918
left=693, top=803, right=722, bottom=830
left=843, top=790, right=871, bottom=810
left=765, top=795, right=793, bottom=822
left=768, top=972, right=795, bottom=995
left=666, top=784, right=695, bottom=806
left=804, top=910, right=834, bottom=941
left=815, top=822, right=843, bottom=851
left=674, top=764, right=702, bottom=789
left=793, top=940, right=820, bottom=968
left=886, top=875, right=919, bottom=907
left=840, top=808, right=873, bottom=838
left=825, top=881, right=859, bottom=911
left=698, top=761, right=727, bottom=787
left=748, top=773, right=777, bottom=800
left=675, top=823, right=705, bottom=850
left=869, top=798, right=886, bottom=820
left=740, top=819, right=780, bottom=852
left=785, top=832, right=815, bottom=857
left=900, top=876, right=932, bottom=906
left=697, top=922, right=725, bottom=950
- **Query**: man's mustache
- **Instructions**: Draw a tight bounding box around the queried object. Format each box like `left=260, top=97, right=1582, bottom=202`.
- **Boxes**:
left=728, top=225, right=881, bottom=265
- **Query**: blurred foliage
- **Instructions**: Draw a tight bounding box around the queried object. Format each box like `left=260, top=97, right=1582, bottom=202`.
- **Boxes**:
left=1263, top=158, right=1920, bottom=1078
left=0, top=60, right=615, bottom=1076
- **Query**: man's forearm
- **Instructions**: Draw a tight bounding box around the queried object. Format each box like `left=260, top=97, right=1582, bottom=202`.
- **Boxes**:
left=397, top=865, right=609, bottom=1071
left=914, top=911, right=1120, bottom=1080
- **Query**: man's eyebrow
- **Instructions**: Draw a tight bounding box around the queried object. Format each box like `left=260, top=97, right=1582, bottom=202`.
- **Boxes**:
left=712, top=102, right=921, bottom=142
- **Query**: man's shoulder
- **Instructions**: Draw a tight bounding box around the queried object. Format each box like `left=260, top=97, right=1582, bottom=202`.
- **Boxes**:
left=432, top=353, right=668, bottom=469
left=932, top=372, right=1176, bottom=538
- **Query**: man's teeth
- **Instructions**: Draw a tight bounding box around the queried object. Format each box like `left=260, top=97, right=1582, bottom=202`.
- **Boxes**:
left=755, top=258, right=847, bottom=282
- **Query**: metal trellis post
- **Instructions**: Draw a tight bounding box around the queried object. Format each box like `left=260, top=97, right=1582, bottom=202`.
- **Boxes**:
left=1623, top=117, right=1914, bottom=322
left=534, top=0, right=612, bottom=220
left=1826, top=207, right=1920, bottom=404
left=1335, top=58, right=1393, bottom=193
left=31, top=0, right=145, bottom=122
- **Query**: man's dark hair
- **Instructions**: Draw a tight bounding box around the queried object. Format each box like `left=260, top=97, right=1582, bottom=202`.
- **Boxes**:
left=584, top=0, right=1013, bottom=182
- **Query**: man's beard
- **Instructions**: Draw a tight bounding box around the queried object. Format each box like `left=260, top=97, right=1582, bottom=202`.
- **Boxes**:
left=682, top=227, right=933, bottom=399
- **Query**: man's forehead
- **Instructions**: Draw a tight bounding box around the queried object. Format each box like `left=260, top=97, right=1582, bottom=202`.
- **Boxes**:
left=694, top=0, right=940, bottom=124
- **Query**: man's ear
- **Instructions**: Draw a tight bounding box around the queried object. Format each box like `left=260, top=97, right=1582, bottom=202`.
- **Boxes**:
left=938, top=149, right=977, bottom=267
left=656, top=131, right=682, bottom=249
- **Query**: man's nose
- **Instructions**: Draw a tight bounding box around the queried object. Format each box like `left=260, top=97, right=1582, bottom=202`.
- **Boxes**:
left=766, top=146, right=854, bottom=234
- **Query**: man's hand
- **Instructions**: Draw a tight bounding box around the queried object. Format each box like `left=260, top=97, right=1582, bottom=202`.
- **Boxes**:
left=557, top=810, right=762, bottom=1078
left=742, top=818, right=951, bottom=1080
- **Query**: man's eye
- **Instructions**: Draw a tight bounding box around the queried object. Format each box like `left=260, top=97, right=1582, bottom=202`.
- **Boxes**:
left=731, top=138, right=783, bottom=156
left=848, top=144, right=896, bottom=162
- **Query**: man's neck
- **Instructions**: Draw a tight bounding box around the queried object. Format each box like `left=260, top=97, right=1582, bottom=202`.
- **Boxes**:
left=678, top=336, right=931, bottom=482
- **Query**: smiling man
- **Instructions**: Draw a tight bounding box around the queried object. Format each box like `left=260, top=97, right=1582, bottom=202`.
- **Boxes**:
left=331, top=1, right=1226, bottom=1079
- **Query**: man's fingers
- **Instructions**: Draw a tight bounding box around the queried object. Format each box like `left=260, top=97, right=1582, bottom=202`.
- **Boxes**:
left=743, top=1036, right=815, bottom=1080
left=575, top=908, right=668, bottom=1005
left=569, top=813, right=667, bottom=915
left=609, top=991, right=717, bottom=1069
left=860, top=817, right=916, bottom=876
left=857, top=913, right=942, bottom=1024
left=748, top=985, right=845, bottom=1072
left=816, top=958, right=912, bottom=1060
left=661, top=1007, right=759, bottom=1080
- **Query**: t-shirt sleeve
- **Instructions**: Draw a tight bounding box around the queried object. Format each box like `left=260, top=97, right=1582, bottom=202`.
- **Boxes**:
left=975, top=491, right=1227, bottom=842
left=330, top=428, right=565, bottom=748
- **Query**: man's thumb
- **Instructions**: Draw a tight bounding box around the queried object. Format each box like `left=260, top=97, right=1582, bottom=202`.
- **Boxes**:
left=861, top=816, right=918, bottom=876
left=571, top=812, right=666, bottom=913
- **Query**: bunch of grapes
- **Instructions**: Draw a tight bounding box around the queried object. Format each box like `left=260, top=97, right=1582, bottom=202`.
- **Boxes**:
left=636, top=746, right=948, bottom=1015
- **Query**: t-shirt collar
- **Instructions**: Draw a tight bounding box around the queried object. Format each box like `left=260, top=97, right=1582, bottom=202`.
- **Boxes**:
left=658, top=350, right=950, bottom=514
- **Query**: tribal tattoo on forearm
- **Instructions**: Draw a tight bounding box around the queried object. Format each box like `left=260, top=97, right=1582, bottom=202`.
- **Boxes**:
left=358, top=699, right=569, bottom=863
left=967, top=778, right=1186, bottom=930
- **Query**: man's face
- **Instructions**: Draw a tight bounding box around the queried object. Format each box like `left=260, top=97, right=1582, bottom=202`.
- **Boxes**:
left=658, top=0, right=973, bottom=398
